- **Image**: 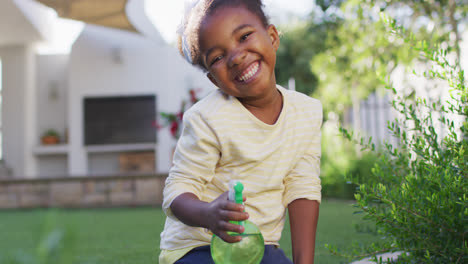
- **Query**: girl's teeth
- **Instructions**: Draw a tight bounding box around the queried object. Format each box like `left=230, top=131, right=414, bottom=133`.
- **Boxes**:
left=239, top=62, right=259, bottom=82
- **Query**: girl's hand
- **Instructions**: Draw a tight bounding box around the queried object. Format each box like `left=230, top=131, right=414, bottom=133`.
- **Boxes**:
left=205, top=192, right=249, bottom=243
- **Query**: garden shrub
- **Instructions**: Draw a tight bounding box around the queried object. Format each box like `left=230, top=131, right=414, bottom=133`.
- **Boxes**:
left=320, top=120, right=378, bottom=200
left=321, top=149, right=377, bottom=200
left=330, top=16, right=467, bottom=263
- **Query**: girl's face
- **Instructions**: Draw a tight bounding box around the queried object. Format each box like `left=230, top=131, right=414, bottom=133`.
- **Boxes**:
left=199, top=6, right=280, bottom=101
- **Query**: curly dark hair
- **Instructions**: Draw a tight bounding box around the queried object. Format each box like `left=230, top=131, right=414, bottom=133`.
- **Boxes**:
left=177, top=0, right=270, bottom=71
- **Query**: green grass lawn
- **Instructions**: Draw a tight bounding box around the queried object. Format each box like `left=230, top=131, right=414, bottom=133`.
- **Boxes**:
left=0, top=199, right=378, bottom=264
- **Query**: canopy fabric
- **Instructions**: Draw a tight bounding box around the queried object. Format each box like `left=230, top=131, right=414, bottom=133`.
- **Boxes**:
left=36, top=0, right=137, bottom=32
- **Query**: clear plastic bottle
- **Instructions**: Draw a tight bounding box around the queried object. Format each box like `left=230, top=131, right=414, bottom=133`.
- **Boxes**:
left=210, top=181, right=265, bottom=264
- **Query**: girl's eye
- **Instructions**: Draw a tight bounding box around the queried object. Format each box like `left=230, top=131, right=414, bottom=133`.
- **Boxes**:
left=210, top=55, right=223, bottom=66
left=240, top=32, right=252, bottom=42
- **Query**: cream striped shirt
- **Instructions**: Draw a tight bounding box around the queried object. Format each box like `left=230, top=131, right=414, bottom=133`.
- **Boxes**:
left=159, top=85, right=322, bottom=263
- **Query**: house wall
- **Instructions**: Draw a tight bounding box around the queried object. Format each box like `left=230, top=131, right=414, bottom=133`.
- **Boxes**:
left=36, top=54, right=68, bottom=140
left=12, top=0, right=54, bottom=43
left=34, top=54, right=69, bottom=177
left=0, top=0, right=218, bottom=178
left=0, top=45, right=37, bottom=177
left=68, top=25, right=214, bottom=176
left=0, top=0, right=46, bottom=46
left=0, top=26, right=214, bottom=178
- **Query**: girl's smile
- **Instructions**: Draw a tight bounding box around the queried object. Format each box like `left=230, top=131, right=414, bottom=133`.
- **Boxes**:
left=236, top=61, right=260, bottom=83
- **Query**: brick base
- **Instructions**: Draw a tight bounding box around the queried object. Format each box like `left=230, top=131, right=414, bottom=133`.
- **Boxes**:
left=0, top=174, right=166, bottom=209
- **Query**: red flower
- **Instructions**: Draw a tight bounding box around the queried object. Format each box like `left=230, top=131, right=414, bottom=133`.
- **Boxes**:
left=189, top=89, right=198, bottom=104
left=156, top=89, right=202, bottom=140
left=170, top=121, right=179, bottom=137
left=176, top=111, right=184, bottom=121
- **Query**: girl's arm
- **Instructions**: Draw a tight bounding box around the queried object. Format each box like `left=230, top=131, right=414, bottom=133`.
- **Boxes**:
left=171, top=191, right=249, bottom=243
left=288, top=199, right=320, bottom=264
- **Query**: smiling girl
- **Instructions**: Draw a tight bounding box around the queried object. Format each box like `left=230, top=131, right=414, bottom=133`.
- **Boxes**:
left=159, top=1, right=322, bottom=263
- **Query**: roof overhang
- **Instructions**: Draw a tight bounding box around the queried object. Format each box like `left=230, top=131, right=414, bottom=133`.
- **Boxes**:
left=36, top=0, right=138, bottom=32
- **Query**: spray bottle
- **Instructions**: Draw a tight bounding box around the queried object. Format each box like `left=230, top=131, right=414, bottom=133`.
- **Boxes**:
left=210, top=180, right=265, bottom=264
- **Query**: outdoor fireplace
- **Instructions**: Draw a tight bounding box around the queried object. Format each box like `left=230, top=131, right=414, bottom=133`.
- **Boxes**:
left=84, top=95, right=157, bottom=145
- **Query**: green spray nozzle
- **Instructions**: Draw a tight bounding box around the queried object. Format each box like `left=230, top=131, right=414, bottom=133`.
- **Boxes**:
left=228, top=180, right=245, bottom=232
left=228, top=180, right=244, bottom=205
left=233, top=182, right=244, bottom=205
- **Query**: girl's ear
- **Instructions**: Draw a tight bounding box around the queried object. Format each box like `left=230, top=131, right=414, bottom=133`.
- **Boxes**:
left=207, top=72, right=219, bottom=87
left=267, top=24, right=280, bottom=51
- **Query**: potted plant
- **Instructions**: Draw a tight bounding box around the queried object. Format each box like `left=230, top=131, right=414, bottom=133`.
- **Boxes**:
left=155, top=89, right=201, bottom=140
left=41, top=129, right=60, bottom=145
left=153, top=89, right=201, bottom=163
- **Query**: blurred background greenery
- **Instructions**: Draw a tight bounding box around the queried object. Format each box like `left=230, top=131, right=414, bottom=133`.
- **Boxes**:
left=275, top=0, right=466, bottom=201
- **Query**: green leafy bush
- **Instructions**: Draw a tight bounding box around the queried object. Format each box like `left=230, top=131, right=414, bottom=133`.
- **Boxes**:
left=320, top=117, right=379, bottom=200
left=321, top=144, right=378, bottom=200
left=333, top=16, right=467, bottom=263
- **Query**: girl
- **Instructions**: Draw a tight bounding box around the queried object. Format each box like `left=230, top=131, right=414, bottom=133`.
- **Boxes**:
left=159, top=1, right=322, bottom=263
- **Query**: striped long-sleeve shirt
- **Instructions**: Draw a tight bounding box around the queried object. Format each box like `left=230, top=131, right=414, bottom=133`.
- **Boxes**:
left=159, top=85, right=322, bottom=264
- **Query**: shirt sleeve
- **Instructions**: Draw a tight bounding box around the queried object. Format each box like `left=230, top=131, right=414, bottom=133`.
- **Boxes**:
left=162, top=110, right=220, bottom=219
left=283, top=101, right=323, bottom=206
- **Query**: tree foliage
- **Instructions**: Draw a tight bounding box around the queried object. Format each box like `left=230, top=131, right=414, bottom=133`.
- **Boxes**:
left=275, top=20, right=337, bottom=95
left=275, top=0, right=345, bottom=95
left=333, top=16, right=468, bottom=263
left=311, top=0, right=415, bottom=115
left=385, top=0, right=468, bottom=61
left=275, top=0, right=467, bottom=117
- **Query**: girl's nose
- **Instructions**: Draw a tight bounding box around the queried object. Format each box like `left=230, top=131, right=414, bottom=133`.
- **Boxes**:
left=228, top=49, right=247, bottom=68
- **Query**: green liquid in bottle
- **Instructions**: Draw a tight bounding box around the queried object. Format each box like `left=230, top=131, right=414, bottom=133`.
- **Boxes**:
left=210, top=181, right=265, bottom=264
left=211, top=220, right=264, bottom=264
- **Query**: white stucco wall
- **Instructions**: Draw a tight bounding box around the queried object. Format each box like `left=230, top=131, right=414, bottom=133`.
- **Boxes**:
left=0, top=45, right=37, bottom=177
left=0, top=0, right=45, bottom=45
left=13, top=0, right=54, bottom=43
left=33, top=54, right=69, bottom=177
left=68, top=25, right=214, bottom=176
left=0, top=0, right=220, bottom=178
left=36, top=54, right=69, bottom=140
